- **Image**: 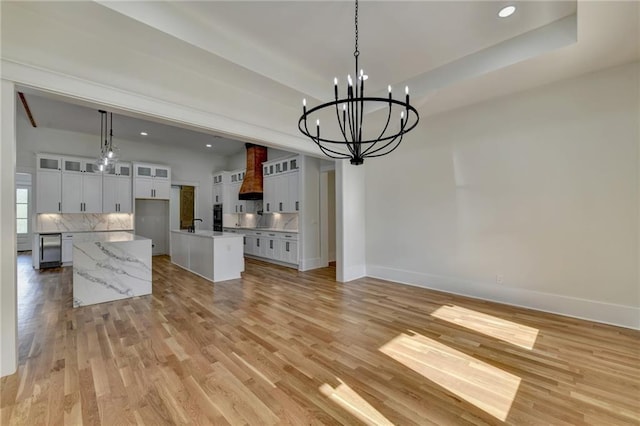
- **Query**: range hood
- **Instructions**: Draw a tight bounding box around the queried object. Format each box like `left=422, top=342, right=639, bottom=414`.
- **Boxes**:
left=239, top=143, right=268, bottom=200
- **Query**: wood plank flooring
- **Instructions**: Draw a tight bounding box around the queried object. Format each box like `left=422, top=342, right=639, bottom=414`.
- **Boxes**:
left=1, top=253, right=639, bottom=425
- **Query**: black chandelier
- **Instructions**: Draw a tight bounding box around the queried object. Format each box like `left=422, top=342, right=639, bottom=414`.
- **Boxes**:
left=298, top=0, right=419, bottom=165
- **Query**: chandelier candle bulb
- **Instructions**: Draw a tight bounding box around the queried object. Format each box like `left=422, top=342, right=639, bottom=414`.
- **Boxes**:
left=334, top=78, right=338, bottom=98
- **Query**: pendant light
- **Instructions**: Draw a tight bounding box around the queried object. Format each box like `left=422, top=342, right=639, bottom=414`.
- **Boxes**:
left=96, top=110, right=119, bottom=172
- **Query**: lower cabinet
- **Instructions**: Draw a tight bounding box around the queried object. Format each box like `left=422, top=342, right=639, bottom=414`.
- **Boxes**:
left=62, top=233, right=74, bottom=264
left=225, top=228, right=299, bottom=267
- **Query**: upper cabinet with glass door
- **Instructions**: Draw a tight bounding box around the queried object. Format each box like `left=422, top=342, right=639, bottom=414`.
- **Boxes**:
left=63, top=156, right=102, bottom=174
left=133, top=162, right=171, bottom=199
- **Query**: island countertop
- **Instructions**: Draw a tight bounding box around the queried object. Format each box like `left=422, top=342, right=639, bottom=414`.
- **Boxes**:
left=170, top=230, right=243, bottom=239
left=72, top=231, right=150, bottom=244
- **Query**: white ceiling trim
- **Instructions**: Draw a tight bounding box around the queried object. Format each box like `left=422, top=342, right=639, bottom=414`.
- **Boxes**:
left=2, top=59, right=319, bottom=156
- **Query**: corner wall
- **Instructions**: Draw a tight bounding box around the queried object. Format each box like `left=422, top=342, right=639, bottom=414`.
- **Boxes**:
left=1, top=80, right=18, bottom=376
left=365, top=62, right=640, bottom=328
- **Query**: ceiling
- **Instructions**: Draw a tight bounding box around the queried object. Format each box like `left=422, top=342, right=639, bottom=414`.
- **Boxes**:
left=16, top=90, right=248, bottom=157
left=5, top=1, right=638, bottom=153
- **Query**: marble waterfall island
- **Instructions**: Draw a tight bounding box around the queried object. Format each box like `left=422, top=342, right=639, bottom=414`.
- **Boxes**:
left=73, top=232, right=152, bottom=307
left=170, top=230, right=244, bottom=282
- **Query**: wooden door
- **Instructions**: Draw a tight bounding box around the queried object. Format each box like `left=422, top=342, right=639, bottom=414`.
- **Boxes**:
left=180, top=186, right=195, bottom=229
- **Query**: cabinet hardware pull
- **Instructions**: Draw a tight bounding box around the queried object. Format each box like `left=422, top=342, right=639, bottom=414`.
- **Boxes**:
left=279, top=202, right=283, bottom=211
left=295, top=201, right=299, bottom=211
left=257, top=238, right=260, bottom=247
left=286, top=242, right=289, bottom=252
left=58, top=202, right=61, bottom=212
left=270, top=240, right=273, bottom=249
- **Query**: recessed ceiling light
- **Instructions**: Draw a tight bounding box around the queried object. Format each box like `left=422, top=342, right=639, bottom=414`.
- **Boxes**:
left=498, top=5, right=516, bottom=18
left=140, top=131, right=148, bottom=136
left=206, top=144, right=212, bottom=148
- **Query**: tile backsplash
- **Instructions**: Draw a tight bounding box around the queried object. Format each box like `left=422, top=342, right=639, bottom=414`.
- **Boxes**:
left=223, top=212, right=298, bottom=231
left=37, top=213, right=134, bottom=233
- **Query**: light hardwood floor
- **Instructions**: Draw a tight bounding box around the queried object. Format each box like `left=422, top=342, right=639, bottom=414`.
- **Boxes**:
left=1, top=253, right=639, bottom=425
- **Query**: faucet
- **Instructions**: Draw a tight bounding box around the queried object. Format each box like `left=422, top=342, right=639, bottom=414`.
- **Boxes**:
left=188, top=218, right=203, bottom=233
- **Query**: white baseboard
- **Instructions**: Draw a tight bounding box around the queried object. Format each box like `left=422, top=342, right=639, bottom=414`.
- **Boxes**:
left=299, top=257, right=327, bottom=271
left=367, top=265, right=640, bottom=330
left=338, top=264, right=367, bottom=283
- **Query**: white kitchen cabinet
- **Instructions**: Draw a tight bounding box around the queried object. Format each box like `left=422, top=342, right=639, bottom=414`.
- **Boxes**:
left=36, top=169, right=62, bottom=213
left=244, top=235, right=256, bottom=256
left=61, top=156, right=103, bottom=213
left=103, top=175, right=132, bottom=213
left=212, top=172, right=229, bottom=206
left=36, top=154, right=62, bottom=213
left=263, top=170, right=299, bottom=213
left=241, top=229, right=298, bottom=267
left=281, top=238, right=298, bottom=264
left=62, top=172, right=103, bottom=213
left=288, top=170, right=300, bottom=212
left=62, top=233, right=74, bottom=264
left=103, top=162, right=132, bottom=213
left=262, top=156, right=300, bottom=213
left=63, top=157, right=101, bottom=174
left=265, top=233, right=282, bottom=260
left=134, top=163, right=171, bottom=199
left=37, top=154, right=62, bottom=172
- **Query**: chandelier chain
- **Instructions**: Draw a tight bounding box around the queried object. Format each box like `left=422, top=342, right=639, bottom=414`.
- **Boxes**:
left=354, top=0, right=359, bottom=57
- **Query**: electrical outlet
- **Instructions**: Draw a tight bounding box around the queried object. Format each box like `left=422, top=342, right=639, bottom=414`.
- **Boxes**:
left=496, top=274, right=504, bottom=285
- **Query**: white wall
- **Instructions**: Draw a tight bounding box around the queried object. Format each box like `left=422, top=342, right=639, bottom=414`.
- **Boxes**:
left=365, top=62, right=640, bottom=328
left=299, top=156, right=323, bottom=270
left=327, top=171, right=336, bottom=262
left=1, top=79, right=18, bottom=376
left=16, top=117, right=227, bottom=231
left=337, top=160, right=366, bottom=282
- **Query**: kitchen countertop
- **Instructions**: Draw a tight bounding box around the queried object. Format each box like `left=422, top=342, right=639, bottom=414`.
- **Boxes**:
left=72, top=231, right=149, bottom=244
left=224, top=227, right=298, bottom=233
left=171, top=230, right=244, bottom=239
left=63, top=229, right=134, bottom=234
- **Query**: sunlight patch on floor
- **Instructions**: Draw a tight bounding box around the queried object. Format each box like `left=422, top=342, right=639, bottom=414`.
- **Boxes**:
left=432, top=305, right=539, bottom=350
left=319, top=379, right=394, bottom=425
left=379, top=331, right=520, bottom=421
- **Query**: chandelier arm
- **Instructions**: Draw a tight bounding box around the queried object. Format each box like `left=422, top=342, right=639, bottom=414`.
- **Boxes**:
left=333, top=102, right=357, bottom=158
left=360, top=112, right=409, bottom=157
left=346, top=98, right=356, bottom=144
left=362, top=131, right=402, bottom=157
left=313, top=135, right=351, bottom=159
left=366, top=132, right=404, bottom=158
left=360, top=100, right=394, bottom=157
left=301, top=116, right=351, bottom=158
left=334, top=102, right=348, bottom=143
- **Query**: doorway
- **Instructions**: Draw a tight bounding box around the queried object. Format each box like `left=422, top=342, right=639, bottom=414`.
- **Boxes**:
left=320, top=168, right=337, bottom=269
left=135, top=199, right=169, bottom=256
left=170, top=184, right=197, bottom=232
left=16, top=173, right=32, bottom=252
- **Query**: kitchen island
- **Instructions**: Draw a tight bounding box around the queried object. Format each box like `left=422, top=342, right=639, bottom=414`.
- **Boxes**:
left=170, top=230, right=244, bottom=282
left=73, top=232, right=152, bottom=307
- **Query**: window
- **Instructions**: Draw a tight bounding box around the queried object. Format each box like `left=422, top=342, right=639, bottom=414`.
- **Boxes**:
left=16, top=188, right=29, bottom=234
